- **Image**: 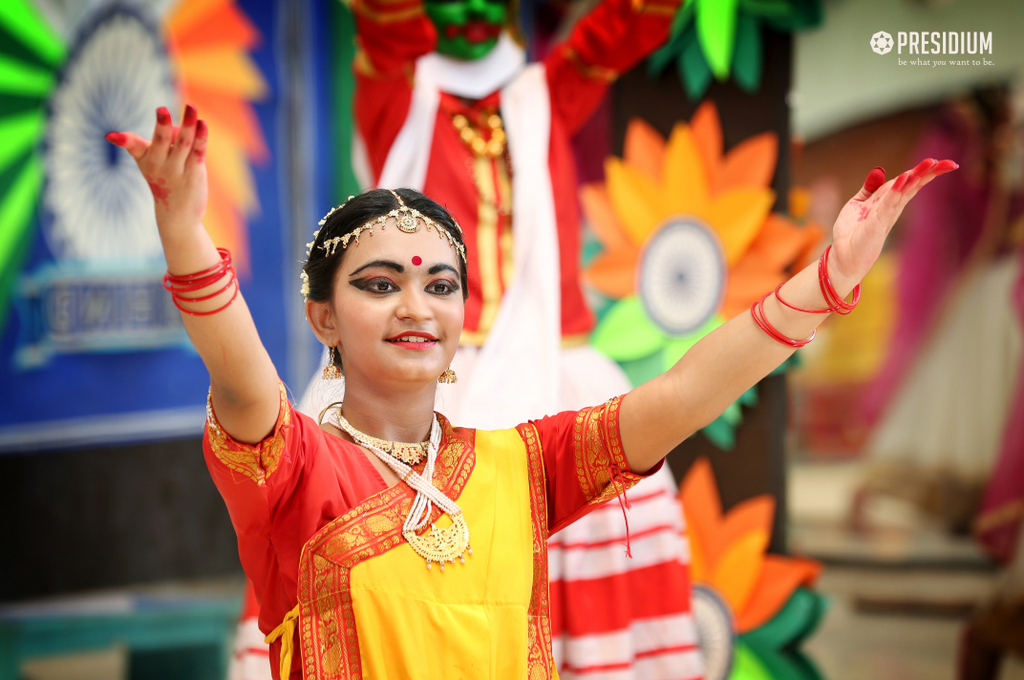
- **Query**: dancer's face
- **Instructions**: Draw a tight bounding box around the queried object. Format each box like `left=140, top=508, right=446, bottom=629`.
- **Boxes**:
left=316, top=218, right=464, bottom=389
left=425, top=0, right=508, bottom=61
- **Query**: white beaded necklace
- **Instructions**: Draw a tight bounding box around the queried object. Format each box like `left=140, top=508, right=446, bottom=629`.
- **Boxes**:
left=331, top=409, right=472, bottom=571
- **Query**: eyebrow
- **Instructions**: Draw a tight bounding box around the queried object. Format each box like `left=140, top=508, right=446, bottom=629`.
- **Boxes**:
left=428, top=263, right=459, bottom=276
left=349, top=260, right=404, bottom=276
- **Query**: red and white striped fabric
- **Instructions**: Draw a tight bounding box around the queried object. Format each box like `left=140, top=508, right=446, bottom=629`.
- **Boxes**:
left=228, top=582, right=270, bottom=680
left=550, top=466, right=702, bottom=680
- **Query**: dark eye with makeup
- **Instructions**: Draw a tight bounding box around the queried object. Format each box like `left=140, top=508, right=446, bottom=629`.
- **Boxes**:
left=427, top=279, right=458, bottom=296
left=352, top=277, right=398, bottom=294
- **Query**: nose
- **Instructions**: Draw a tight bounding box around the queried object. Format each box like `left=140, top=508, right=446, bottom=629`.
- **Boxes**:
left=395, top=287, right=434, bottom=322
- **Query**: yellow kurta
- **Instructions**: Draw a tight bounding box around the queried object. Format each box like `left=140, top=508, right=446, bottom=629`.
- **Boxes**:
left=296, top=425, right=557, bottom=679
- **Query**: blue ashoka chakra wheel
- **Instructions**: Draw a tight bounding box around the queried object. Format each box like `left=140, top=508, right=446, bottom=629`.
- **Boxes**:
left=691, top=584, right=737, bottom=680
left=637, top=217, right=726, bottom=336
left=43, top=7, right=177, bottom=261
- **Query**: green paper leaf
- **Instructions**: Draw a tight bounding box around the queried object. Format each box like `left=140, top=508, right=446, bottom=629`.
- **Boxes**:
left=732, top=12, right=763, bottom=93
left=696, top=0, right=740, bottom=79
left=769, top=353, right=799, bottom=376
left=728, top=641, right=774, bottom=680
left=592, top=296, right=666, bottom=362
left=670, top=0, right=697, bottom=40
left=742, top=587, right=829, bottom=652
left=660, top=315, right=725, bottom=370
left=649, top=39, right=680, bottom=76
left=745, top=647, right=827, bottom=680
left=724, top=401, right=743, bottom=425
left=648, top=2, right=694, bottom=76
left=680, top=27, right=714, bottom=100
left=620, top=351, right=668, bottom=388
left=754, top=0, right=823, bottom=31
left=738, top=385, right=759, bottom=407
left=701, top=414, right=736, bottom=449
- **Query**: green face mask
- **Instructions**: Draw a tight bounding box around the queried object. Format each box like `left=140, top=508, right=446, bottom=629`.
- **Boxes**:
left=425, top=0, right=509, bottom=61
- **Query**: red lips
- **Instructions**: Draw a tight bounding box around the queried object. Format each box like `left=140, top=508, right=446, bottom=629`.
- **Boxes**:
left=444, top=21, right=501, bottom=43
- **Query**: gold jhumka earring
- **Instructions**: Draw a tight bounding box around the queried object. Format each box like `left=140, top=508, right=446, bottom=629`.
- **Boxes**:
left=323, top=346, right=342, bottom=380
left=438, top=367, right=458, bottom=384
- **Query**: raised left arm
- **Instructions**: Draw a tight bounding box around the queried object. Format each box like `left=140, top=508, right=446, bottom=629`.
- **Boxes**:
left=619, top=159, right=958, bottom=473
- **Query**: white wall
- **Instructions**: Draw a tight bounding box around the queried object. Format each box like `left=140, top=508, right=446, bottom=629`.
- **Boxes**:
left=792, top=0, right=1024, bottom=141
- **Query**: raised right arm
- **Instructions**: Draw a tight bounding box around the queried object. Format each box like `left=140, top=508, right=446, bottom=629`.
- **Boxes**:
left=350, top=0, right=436, bottom=182
left=107, top=106, right=280, bottom=445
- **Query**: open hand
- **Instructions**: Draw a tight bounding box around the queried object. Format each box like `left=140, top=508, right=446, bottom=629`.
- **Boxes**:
left=105, top=105, right=208, bottom=237
left=829, top=158, right=958, bottom=285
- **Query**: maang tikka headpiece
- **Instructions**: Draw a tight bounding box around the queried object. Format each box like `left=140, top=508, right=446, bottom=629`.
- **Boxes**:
left=301, top=190, right=467, bottom=299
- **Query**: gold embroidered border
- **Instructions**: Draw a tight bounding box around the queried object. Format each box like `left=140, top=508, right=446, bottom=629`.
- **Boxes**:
left=296, top=416, right=475, bottom=680
left=205, top=382, right=290, bottom=486
left=474, top=155, right=503, bottom=335
left=517, top=423, right=556, bottom=679
left=561, top=46, right=618, bottom=83
left=571, top=395, right=644, bottom=506
left=348, top=0, right=424, bottom=24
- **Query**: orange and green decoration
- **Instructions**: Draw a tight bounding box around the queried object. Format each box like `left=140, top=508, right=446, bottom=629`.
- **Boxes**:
left=0, top=0, right=267, bottom=331
left=583, top=101, right=822, bottom=448
left=648, top=0, right=822, bottom=100
left=682, top=457, right=827, bottom=680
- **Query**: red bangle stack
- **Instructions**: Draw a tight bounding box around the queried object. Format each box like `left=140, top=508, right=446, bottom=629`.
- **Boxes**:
left=818, top=245, right=860, bottom=315
left=750, top=245, right=862, bottom=347
left=162, top=247, right=239, bottom=316
left=750, top=292, right=816, bottom=348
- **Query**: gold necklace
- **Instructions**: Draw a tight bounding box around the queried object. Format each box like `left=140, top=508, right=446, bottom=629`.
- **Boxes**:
left=334, top=411, right=427, bottom=466
left=452, top=111, right=506, bottom=159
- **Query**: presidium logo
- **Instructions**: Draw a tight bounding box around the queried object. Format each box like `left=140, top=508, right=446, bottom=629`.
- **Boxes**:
left=870, top=31, right=894, bottom=55
left=870, top=30, right=994, bottom=66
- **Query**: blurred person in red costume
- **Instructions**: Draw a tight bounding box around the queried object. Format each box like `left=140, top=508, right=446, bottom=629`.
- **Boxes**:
left=338, top=0, right=703, bottom=677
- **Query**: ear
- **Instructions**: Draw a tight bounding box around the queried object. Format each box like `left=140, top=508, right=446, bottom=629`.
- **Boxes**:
left=305, top=299, right=338, bottom=346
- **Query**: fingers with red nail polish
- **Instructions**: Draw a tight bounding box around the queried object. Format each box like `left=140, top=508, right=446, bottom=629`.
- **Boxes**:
left=171, top=104, right=199, bottom=166
left=192, top=120, right=208, bottom=163
left=105, top=130, right=149, bottom=159
left=864, top=166, right=886, bottom=194
left=933, top=159, right=958, bottom=174
left=151, top=106, right=174, bottom=159
left=892, top=172, right=909, bottom=192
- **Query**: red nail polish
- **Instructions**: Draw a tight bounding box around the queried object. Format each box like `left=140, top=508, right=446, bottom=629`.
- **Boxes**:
left=196, top=120, right=207, bottom=137
left=183, top=104, right=197, bottom=125
left=864, top=167, right=886, bottom=193
left=893, top=172, right=909, bottom=192
left=105, top=131, right=127, bottom=146
left=156, top=107, right=171, bottom=125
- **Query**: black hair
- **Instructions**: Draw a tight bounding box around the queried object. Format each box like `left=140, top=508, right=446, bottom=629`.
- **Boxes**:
left=303, top=188, right=469, bottom=372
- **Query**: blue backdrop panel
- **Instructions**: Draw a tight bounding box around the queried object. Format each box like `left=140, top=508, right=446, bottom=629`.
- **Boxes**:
left=0, top=0, right=288, bottom=452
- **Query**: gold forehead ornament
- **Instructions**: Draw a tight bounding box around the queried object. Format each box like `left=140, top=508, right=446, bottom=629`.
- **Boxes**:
left=301, top=190, right=466, bottom=298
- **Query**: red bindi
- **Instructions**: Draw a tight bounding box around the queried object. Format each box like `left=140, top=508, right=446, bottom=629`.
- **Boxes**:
left=412, top=256, right=422, bottom=266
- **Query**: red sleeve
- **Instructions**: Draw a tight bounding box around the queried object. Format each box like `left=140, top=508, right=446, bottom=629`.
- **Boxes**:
left=202, top=383, right=316, bottom=610
left=518, top=393, right=664, bottom=535
left=544, top=0, right=678, bottom=135
left=351, top=0, right=437, bottom=182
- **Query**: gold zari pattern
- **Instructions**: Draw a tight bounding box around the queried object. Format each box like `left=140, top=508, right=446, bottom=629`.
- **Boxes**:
left=206, top=382, right=290, bottom=486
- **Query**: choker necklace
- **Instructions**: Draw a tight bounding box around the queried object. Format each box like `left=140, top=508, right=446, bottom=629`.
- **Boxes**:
left=327, top=406, right=471, bottom=571
left=332, top=412, right=428, bottom=466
